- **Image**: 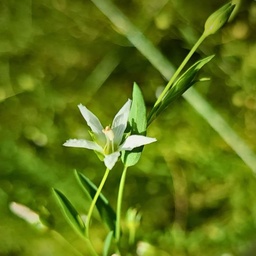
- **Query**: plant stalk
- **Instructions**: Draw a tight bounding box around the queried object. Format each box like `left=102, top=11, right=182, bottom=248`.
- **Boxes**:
left=154, top=33, right=207, bottom=106
left=115, top=166, right=128, bottom=243
left=86, top=167, right=111, bottom=238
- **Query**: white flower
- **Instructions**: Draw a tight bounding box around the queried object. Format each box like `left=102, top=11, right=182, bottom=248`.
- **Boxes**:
left=64, top=99, right=156, bottom=170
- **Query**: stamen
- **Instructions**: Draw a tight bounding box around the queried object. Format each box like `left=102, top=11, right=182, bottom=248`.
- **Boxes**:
left=102, top=126, right=115, bottom=154
left=102, top=126, right=114, bottom=141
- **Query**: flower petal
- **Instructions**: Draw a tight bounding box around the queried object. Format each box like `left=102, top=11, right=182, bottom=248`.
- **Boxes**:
left=112, top=99, right=131, bottom=146
left=104, top=152, right=120, bottom=170
left=119, top=135, right=156, bottom=151
left=63, top=139, right=103, bottom=152
left=78, top=104, right=105, bottom=143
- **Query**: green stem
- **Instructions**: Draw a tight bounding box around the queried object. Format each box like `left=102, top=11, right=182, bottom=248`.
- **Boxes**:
left=115, top=165, right=128, bottom=243
left=86, top=167, right=111, bottom=238
left=154, top=33, right=207, bottom=107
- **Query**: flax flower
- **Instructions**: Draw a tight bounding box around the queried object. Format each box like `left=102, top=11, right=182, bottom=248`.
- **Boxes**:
left=64, top=99, right=156, bottom=169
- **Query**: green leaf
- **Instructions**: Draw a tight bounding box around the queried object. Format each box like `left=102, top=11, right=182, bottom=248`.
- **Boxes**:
left=103, top=231, right=114, bottom=256
left=122, top=82, right=147, bottom=166
left=153, top=55, right=214, bottom=120
left=52, top=188, right=85, bottom=236
left=74, top=170, right=116, bottom=233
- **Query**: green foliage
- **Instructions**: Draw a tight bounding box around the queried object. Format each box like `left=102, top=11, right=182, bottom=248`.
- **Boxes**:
left=75, top=171, right=116, bottom=233
left=122, top=82, right=148, bottom=167
left=148, top=55, right=214, bottom=124
left=52, top=189, right=85, bottom=236
left=103, top=231, right=114, bottom=256
left=1, top=0, right=256, bottom=255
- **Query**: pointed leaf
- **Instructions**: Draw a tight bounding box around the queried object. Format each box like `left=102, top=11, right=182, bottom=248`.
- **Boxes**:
left=103, top=231, right=114, bottom=256
left=122, top=82, right=147, bottom=166
left=74, top=171, right=116, bottom=233
left=52, top=188, right=85, bottom=236
left=153, top=55, right=214, bottom=120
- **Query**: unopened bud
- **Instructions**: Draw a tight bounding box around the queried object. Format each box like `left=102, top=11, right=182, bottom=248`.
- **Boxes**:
left=204, top=3, right=235, bottom=37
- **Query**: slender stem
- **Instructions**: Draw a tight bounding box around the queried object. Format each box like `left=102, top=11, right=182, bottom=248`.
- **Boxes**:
left=86, top=167, right=111, bottom=238
left=115, top=165, right=128, bottom=243
left=153, top=33, right=207, bottom=107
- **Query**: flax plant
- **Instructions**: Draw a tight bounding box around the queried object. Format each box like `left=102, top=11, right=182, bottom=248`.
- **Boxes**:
left=52, top=3, right=235, bottom=255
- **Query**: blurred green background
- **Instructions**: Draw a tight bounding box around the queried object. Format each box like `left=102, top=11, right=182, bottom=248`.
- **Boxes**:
left=1, top=0, right=256, bottom=255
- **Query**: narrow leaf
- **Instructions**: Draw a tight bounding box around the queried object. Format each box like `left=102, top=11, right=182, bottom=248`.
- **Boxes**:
left=52, top=188, right=85, bottom=236
left=122, top=82, right=147, bottom=166
left=152, top=55, right=214, bottom=120
left=74, top=171, right=116, bottom=233
left=103, top=231, right=114, bottom=256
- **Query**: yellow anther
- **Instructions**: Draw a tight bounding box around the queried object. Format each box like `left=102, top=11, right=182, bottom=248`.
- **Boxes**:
left=102, top=126, right=115, bottom=141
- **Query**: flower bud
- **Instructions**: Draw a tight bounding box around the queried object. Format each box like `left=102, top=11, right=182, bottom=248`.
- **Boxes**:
left=204, top=3, right=235, bottom=37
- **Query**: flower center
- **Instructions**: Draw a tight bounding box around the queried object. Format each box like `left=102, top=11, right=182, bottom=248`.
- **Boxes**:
left=102, top=126, right=115, bottom=155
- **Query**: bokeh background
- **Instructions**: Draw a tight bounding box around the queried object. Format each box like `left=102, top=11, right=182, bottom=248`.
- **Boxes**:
left=1, top=0, right=256, bottom=255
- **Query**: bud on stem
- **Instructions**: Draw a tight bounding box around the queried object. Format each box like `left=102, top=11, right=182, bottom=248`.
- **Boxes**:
left=204, top=2, right=235, bottom=37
